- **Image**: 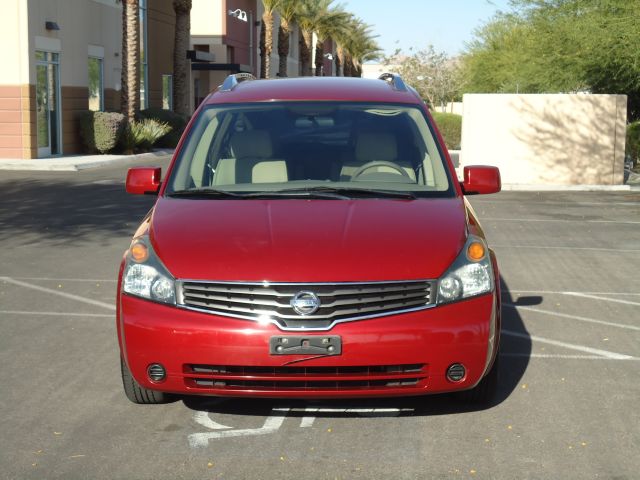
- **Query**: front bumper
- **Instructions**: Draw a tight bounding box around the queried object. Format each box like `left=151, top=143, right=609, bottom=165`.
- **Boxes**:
left=118, top=293, right=498, bottom=398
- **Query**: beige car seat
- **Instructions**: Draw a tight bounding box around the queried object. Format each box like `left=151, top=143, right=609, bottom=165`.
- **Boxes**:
left=214, top=130, right=288, bottom=185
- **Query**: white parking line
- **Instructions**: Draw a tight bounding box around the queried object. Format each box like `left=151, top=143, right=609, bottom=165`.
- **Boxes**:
left=484, top=217, right=640, bottom=225
left=0, top=276, right=116, bottom=311
left=493, top=245, right=640, bottom=253
left=299, top=408, right=318, bottom=428
left=192, top=410, right=233, bottom=431
left=0, top=310, right=113, bottom=318
left=503, top=290, right=640, bottom=296
left=562, top=292, right=640, bottom=307
left=189, top=410, right=289, bottom=447
left=502, top=330, right=636, bottom=360
left=504, top=304, right=640, bottom=332
left=502, top=353, right=640, bottom=360
left=473, top=200, right=640, bottom=207
left=188, top=405, right=416, bottom=447
left=0, top=276, right=117, bottom=283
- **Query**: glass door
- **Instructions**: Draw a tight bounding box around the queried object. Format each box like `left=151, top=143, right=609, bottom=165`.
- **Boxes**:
left=36, top=51, right=61, bottom=157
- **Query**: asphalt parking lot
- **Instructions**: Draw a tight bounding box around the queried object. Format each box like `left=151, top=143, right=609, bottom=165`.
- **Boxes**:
left=0, top=159, right=638, bottom=479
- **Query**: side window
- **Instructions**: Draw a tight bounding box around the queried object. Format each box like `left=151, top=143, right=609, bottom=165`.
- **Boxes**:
left=169, top=109, right=221, bottom=189
left=408, top=109, right=449, bottom=190
left=88, top=57, right=104, bottom=111
left=189, top=114, right=224, bottom=187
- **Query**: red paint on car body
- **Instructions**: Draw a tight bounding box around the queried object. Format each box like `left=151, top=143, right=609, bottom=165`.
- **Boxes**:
left=149, top=198, right=466, bottom=282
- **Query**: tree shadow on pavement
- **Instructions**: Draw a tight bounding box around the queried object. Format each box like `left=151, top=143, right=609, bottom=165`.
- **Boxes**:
left=183, top=276, right=534, bottom=418
left=0, top=178, right=157, bottom=245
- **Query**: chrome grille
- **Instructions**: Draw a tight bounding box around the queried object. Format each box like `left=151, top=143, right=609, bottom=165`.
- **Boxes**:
left=177, top=280, right=435, bottom=329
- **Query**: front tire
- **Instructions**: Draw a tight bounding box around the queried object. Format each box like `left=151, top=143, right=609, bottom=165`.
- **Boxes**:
left=120, top=357, right=173, bottom=404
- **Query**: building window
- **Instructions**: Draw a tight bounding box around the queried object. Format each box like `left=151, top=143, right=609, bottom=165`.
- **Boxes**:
left=35, top=51, right=61, bottom=157
left=88, top=57, right=104, bottom=111
left=139, top=0, right=148, bottom=109
left=162, top=75, right=173, bottom=110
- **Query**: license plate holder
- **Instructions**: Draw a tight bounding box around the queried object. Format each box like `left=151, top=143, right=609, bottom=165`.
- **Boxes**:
left=269, top=336, right=342, bottom=355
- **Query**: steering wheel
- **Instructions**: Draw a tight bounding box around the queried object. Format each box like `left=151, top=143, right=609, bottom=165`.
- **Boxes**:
left=351, top=161, right=412, bottom=180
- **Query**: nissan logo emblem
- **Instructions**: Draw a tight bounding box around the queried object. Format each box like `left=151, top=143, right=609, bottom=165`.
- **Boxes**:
left=290, top=291, right=321, bottom=316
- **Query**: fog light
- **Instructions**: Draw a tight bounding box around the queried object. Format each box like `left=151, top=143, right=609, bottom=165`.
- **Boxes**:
left=446, top=363, right=466, bottom=382
left=438, top=276, right=462, bottom=301
left=147, top=363, right=166, bottom=382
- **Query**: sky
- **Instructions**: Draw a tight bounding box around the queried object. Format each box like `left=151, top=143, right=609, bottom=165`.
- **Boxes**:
left=341, top=0, right=513, bottom=57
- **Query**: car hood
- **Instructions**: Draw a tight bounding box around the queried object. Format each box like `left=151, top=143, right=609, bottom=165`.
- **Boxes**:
left=149, top=197, right=468, bottom=282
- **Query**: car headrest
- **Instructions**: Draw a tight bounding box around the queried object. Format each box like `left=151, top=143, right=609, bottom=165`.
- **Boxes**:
left=231, top=130, right=273, bottom=158
left=355, top=132, right=398, bottom=163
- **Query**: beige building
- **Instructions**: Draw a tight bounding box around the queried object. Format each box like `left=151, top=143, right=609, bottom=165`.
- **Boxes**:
left=0, top=0, right=176, bottom=159
left=190, top=0, right=302, bottom=108
left=189, top=0, right=336, bottom=108
left=460, top=93, right=627, bottom=185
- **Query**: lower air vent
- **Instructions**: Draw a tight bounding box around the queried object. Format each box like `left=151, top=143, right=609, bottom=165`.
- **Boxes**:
left=184, top=364, right=428, bottom=391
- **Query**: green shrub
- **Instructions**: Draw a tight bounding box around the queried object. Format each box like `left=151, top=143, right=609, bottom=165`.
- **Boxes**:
left=431, top=112, right=462, bottom=150
left=78, top=111, right=126, bottom=154
left=627, top=121, right=640, bottom=166
left=138, top=108, right=188, bottom=148
left=125, top=119, right=172, bottom=151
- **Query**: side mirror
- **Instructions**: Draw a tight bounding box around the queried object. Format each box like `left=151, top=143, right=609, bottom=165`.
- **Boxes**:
left=126, top=167, right=162, bottom=195
left=462, top=166, right=501, bottom=195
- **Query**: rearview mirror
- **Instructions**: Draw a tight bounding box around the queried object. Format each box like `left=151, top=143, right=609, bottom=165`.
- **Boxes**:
left=461, top=166, right=501, bottom=195
left=126, top=167, right=162, bottom=195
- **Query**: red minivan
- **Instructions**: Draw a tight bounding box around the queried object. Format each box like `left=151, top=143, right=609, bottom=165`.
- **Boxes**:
left=118, top=74, right=501, bottom=405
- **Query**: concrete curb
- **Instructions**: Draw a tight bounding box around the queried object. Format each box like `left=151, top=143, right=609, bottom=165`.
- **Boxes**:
left=454, top=167, right=638, bottom=191
left=0, top=149, right=174, bottom=172
left=500, top=184, right=637, bottom=192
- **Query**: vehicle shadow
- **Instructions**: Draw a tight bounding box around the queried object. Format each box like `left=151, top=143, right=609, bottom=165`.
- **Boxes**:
left=0, top=166, right=166, bottom=245
left=182, top=276, right=534, bottom=418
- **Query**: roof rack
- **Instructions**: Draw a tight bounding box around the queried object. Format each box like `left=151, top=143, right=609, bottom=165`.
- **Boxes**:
left=220, top=73, right=256, bottom=92
left=378, top=73, right=408, bottom=92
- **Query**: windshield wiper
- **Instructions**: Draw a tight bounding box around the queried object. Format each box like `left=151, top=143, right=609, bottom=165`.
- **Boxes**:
left=168, top=186, right=417, bottom=200
left=274, top=186, right=417, bottom=199
left=246, top=190, right=351, bottom=200
left=167, top=188, right=349, bottom=200
left=167, top=188, right=247, bottom=198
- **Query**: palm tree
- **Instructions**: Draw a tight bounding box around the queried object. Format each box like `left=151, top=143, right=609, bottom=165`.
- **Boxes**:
left=172, top=0, right=191, bottom=116
left=330, top=13, right=356, bottom=77
left=259, top=0, right=281, bottom=78
left=120, top=0, right=139, bottom=122
left=296, top=0, right=334, bottom=77
left=340, top=17, right=380, bottom=77
left=313, top=7, right=350, bottom=76
left=276, top=0, right=297, bottom=77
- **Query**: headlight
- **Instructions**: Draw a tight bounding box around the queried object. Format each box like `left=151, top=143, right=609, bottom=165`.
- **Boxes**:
left=122, top=236, right=176, bottom=304
left=437, top=236, right=493, bottom=304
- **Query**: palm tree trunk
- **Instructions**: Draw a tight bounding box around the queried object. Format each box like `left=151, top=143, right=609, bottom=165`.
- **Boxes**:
left=172, top=0, right=191, bottom=116
left=314, top=40, right=324, bottom=76
left=259, top=11, right=274, bottom=78
left=343, top=52, right=352, bottom=77
left=334, top=45, right=343, bottom=76
left=299, top=29, right=313, bottom=77
left=277, top=19, right=290, bottom=77
left=120, top=0, right=140, bottom=122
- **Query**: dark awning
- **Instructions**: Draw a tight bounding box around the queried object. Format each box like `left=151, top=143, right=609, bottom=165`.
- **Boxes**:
left=191, top=63, right=247, bottom=73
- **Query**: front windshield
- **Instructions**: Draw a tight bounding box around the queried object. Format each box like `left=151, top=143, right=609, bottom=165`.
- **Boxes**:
left=166, top=102, right=454, bottom=197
